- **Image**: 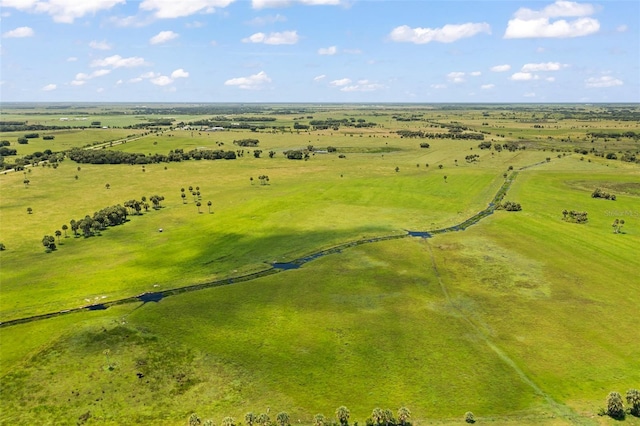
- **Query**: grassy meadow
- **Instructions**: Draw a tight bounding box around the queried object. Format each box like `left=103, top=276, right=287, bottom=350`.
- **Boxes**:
left=1, top=104, right=639, bottom=425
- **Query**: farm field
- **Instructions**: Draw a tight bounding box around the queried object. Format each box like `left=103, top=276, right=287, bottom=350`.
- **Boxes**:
left=0, top=104, right=639, bottom=425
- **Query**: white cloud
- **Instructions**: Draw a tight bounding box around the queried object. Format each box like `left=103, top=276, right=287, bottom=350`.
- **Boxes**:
left=91, top=69, right=111, bottom=77
left=329, top=78, right=351, bottom=87
left=71, top=69, right=110, bottom=85
left=510, top=72, right=539, bottom=81
left=585, top=75, right=623, bottom=88
left=70, top=80, right=85, bottom=86
left=224, top=70, right=271, bottom=89
left=242, top=30, right=299, bottom=44
left=67, top=56, right=78, bottom=62
left=151, top=75, right=173, bottom=86
left=342, top=48, right=362, bottom=55
left=470, top=71, right=482, bottom=77
left=115, top=79, right=123, bottom=85
left=546, top=77, right=556, bottom=82
left=431, top=84, right=447, bottom=89
left=106, top=15, right=153, bottom=28
left=210, top=40, right=218, bottom=46
left=521, top=62, right=566, bottom=72
left=447, top=72, right=466, bottom=83
left=42, top=83, right=56, bottom=91
left=340, top=80, right=384, bottom=92
left=313, top=74, right=326, bottom=81
left=2, top=26, right=34, bottom=38
left=481, top=84, right=495, bottom=90
left=170, top=68, right=189, bottom=79
left=389, top=22, right=491, bottom=44
left=90, top=55, right=148, bottom=68
left=140, top=0, right=235, bottom=19
left=505, top=0, right=600, bottom=39
left=252, top=0, right=342, bottom=9
left=490, top=64, right=511, bottom=72
left=2, top=0, right=125, bottom=23
left=140, top=71, right=158, bottom=79
left=616, top=24, right=628, bottom=33
left=150, top=30, right=179, bottom=45
left=318, top=46, right=337, bottom=55
left=89, top=40, right=112, bottom=50
left=247, top=13, right=287, bottom=25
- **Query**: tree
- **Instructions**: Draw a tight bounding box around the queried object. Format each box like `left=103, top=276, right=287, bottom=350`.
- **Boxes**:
left=257, top=413, right=270, bottom=426
left=444, top=175, right=447, bottom=183
left=371, top=408, right=383, bottom=426
left=196, top=201, right=202, bottom=213
left=189, top=413, right=202, bottom=426
left=55, top=230, right=62, bottom=244
left=105, top=183, right=110, bottom=190
left=335, top=406, right=350, bottom=426
left=62, top=224, right=68, bottom=238
left=27, top=207, right=33, bottom=214
left=464, top=412, right=475, bottom=423
left=627, top=389, right=640, bottom=416
left=0, top=243, right=5, bottom=251
left=245, top=412, right=256, bottom=426
left=276, top=412, right=289, bottom=426
left=395, top=166, right=399, bottom=172
left=181, top=193, right=187, bottom=203
left=397, top=407, right=411, bottom=426
left=383, top=409, right=394, bottom=426
left=42, top=235, right=56, bottom=251
left=250, top=177, right=254, bottom=185
left=204, top=421, right=215, bottom=426
left=438, top=164, right=443, bottom=169
left=207, top=201, right=212, bottom=213
left=222, top=416, right=235, bottom=426
left=313, top=414, right=325, bottom=426
left=23, top=178, right=30, bottom=188
left=606, top=391, right=625, bottom=419
left=70, top=219, right=79, bottom=237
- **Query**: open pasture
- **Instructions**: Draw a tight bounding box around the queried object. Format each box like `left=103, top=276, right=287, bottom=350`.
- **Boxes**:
left=1, top=104, right=639, bottom=425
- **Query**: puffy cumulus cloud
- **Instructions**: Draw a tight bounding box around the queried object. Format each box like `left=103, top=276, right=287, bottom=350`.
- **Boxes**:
left=242, top=30, right=298, bottom=44
left=510, top=72, right=539, bottom=81
left=505, top=0, right=600, bottom=39
left=490, top=64, right=511, bottom=72
left=150, top=30, right=179, bottom=45
left=224, top=70, right=271, bottom=89
left=90, top=55, right=148, bottom=68
left=151, top=75, right=173, bottom=86
left=318, top=46, right=337, bottom=55
left=42, top=83, right=56, bottom=91
left=252, top=0, right=342, bottom=9
left=481, top=84, right=495, bottom=90
left=329, top=78, right=351, bottom=87
left=521, top=62, right=566, bottom=72
left=585, top=75, right=623, bottom=88
left=447, top=72, right=466, bottom=83
left=2, top=0, right=125, bottom=23
left=171, top=68, right=189, bottom=79
left=140, top=0, right=235, bottom=19
left=2, top=26, right=34, bottom=38
left=339, top=80, right=384, bottom=92
left=389, top=22, right=491, bottom=44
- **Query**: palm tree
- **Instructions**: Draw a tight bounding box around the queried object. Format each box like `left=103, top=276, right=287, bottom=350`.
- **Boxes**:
left=61, top=224, right=68, bottom=238
left=55, top=230, right=62, bottom=244
left=257, top=413, right=270, bottom=426
left=250, top=177, right=254, bottom=185
left=207, top=201, right=212, bottom=213
left=335, top=406, right=350, bottom=426
left=189, top=413, right=202, bottom=426
left=188, top=185, right=193, bottom=192
left=23, top=178, right=30, bottom=187
left=196, top=201, right=202, bottom=213
left=371, top=408, right=383, bottom=426
left=105, top=183, right=110, bottom=190
left=313, top=414, right=325, bottom=426
left=245, top=412, right=256, bottom=426
left=627, top=389, right=640, bottom=416
left=181, top=193, right=187, bottom=204
left=397, top=407, right=411, bottom=426
left=222, top=416, right=235, bottom=426
left=382, top=409, right=394, bottom=426
left=606, top=391, right=625, bottom=419
left=27, top=207, right=33, bottom=214
left=276, top=412, right=289, bottom=426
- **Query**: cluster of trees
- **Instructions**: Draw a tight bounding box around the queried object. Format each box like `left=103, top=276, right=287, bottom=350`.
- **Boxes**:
left=396, top=130, right=425, bottom=138
left=602, top=389, right=640, bottom=419
left=284, top=150, right=307, bottom=160
left=465, top=154, right=480, bottom=163
left=188, top=406, right=412, bottom=426
left=612, top=219, right=625, bottom=234
left=562, top=210, right=588, bottom=223
left=67, top=147, right=237, bottom=165
left=478, top=141, right=492, bottom=149
left=497, top=201, right=522, bottom=211
left=592, top=188, right=616, bottom=200
left=588, top=131, right=638, bottom=140
left=307, top=117, right=375, bottom=130
left=234, top=139, right=260, bottom=147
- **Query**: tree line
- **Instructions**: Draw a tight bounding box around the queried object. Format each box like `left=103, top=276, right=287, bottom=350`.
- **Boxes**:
left=67, top=147, right=237, bottom=165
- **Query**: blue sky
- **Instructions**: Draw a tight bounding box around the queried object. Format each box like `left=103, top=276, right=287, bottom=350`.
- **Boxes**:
left=1, top=0, right=638, bottom=102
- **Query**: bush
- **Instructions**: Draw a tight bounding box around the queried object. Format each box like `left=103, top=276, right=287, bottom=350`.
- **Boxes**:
left=17, top=137, right=28, bottom=145
left=607, top=391, right=625, bottom=419
left=464, top=412, right=475, bottom=423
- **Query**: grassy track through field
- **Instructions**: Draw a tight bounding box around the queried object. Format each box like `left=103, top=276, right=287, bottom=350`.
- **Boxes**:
left=0, top=162, right=538, bottom=328
left=423, top=240, right=595, bottom=426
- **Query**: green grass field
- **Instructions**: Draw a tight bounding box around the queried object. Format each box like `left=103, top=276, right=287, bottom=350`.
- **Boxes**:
left=1, top=104, right=639, bottom=425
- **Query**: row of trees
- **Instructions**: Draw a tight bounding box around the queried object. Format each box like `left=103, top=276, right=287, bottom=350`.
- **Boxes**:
left=496, top=201, right=522, bottom=211
left=591, top=188, right=616, bottom=200
left=67, top=147, right=237, bottom=165
left=188, top=406, right=412, bottom=426
left=603, top=389, right=640, bottom=419
left=562, top=210, right=588, bottom=223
